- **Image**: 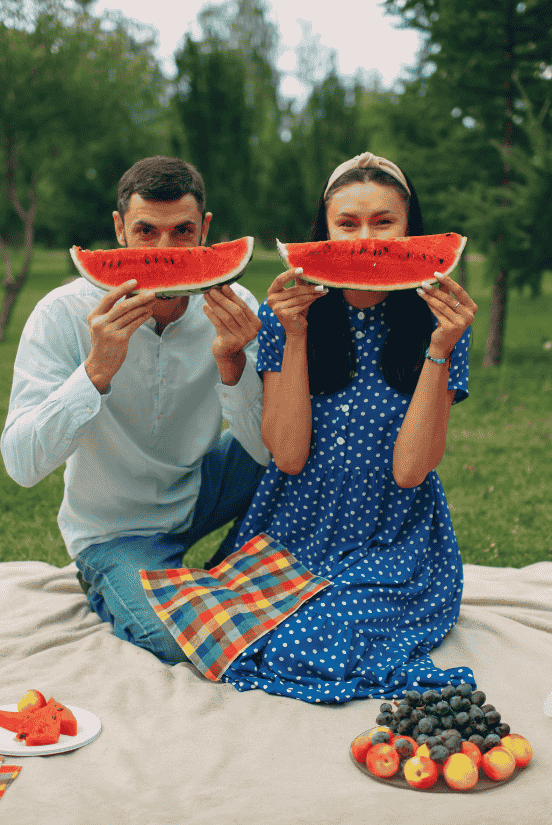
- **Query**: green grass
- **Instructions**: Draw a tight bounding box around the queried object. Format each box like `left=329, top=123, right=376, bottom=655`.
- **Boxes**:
left=0, top=246, right=551, bottom=569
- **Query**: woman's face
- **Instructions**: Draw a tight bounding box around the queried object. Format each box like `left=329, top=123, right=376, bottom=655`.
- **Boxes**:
left=325, top=180, right=408, bottom=242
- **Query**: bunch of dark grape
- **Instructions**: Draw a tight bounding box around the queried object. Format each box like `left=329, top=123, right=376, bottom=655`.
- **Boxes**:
left=374, top=684, right=511, bottom=766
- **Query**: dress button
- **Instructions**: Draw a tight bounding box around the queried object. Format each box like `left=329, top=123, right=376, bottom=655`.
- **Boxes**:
left=336, top=436, right=345, bottom=445
left=355, top=331, right=363, bottom=339
left=357, top=312, right=365, bottom=319
left=342, top=404, right=349, bottom=412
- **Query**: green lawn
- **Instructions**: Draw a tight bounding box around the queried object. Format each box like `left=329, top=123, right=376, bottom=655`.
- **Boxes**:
left=0, top=246, right=551, bottom=569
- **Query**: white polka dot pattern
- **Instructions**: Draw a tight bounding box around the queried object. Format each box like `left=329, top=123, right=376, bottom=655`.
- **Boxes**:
left=221, top=300, right=475, bottom=703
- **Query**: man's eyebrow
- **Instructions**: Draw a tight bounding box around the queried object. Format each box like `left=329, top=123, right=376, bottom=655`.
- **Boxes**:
left=132, top=220, right=155, bottom=229
left=130, top=220, right=196, bottom=230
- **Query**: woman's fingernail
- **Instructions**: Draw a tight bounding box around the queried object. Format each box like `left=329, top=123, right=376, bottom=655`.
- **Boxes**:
left=422, top=280, right=432, bottom=290
left=314, top=284, right=326, bottom=292
left=434, top=272, right=444, bottom=279
left=416, top=288, right=425, bottom=296
left=295, top=267, right=303, bottom=275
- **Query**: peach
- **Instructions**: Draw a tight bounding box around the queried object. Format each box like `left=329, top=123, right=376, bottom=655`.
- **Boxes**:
left=443, top=753, right=478, bottom=790
left=481, top=746, right=516, bottom=781
left=17, top=689, right=47, bottom=713
left=500, top=734, right=533, bottom=768
left=403, top=755, right=439, bottom=789
left=461, top=740, right=482, bottom=769
left=351, top=734, right=372, bottom=764
left=365, top=743, right=400, bottom=778
left=416, top=743, right=431, bottom=759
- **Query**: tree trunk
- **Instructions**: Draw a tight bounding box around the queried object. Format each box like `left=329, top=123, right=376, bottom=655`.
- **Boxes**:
left=482, top=269, right=507, bottom=367
left=0, top=141, right=37, bottom=342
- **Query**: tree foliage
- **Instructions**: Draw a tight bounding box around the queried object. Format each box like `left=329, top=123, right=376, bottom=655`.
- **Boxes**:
left=384, top=0, right=552, bottom=364
left=0, top=3, right=169, bottom=339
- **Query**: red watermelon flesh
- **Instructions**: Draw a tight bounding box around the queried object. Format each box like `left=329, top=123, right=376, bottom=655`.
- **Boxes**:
left=276, top=233, right=467, bottom=291
left=70, top=236, right=254, bottom=296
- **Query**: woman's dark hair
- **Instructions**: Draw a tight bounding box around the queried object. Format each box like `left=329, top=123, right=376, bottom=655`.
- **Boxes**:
left=305, top=166, right=434, bottom=396
left=117, top=156, right=206, bottom=220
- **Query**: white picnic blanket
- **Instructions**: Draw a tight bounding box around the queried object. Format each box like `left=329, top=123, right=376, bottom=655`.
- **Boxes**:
left=0, top=559, right=551, bottom=825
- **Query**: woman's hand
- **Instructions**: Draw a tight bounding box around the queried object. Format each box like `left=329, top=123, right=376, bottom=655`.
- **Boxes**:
left=417, top=273, right=478, bottom=357
left=267, top=269, right=328, bottom=338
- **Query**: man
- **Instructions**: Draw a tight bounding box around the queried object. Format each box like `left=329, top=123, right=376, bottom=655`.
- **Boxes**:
left=1, top=156, right=270, bottom=664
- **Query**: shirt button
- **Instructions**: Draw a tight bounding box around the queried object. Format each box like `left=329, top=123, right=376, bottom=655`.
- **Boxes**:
left=355, top=331, right=363, bottom=339
left=336, top=436, right=345, bottom=445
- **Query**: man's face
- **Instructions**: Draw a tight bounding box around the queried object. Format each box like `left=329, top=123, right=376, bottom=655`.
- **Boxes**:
left=113, top=193, right=212, bottom=249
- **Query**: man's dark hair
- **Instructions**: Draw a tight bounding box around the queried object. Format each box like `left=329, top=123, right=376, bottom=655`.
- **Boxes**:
left=117, top=156, right=206, bottom=220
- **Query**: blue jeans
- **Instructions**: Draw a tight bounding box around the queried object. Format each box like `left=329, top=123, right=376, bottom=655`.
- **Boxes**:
left=75, top=431, right=266, bottom=665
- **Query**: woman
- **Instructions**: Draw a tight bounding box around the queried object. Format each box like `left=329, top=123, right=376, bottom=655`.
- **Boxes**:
left=220, top=152, right=478, bottom=703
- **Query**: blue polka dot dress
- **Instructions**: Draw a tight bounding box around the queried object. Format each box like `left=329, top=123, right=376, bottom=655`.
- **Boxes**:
left=221, top=298, right=475, bottom=703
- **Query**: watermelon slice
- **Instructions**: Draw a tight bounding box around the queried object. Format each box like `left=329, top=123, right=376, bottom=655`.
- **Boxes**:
left=276, top=233, right=467, bottom=291
left=70, top=236, right=254, bottom=296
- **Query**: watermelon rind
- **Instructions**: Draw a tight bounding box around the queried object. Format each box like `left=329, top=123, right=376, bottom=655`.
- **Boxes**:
left=70, top=237, right=254, bottom=296
left=276, top=234, right=467, bottom=291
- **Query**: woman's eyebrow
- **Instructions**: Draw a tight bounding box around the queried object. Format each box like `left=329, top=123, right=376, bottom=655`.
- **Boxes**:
left=336, top=209, right=395, bottom=218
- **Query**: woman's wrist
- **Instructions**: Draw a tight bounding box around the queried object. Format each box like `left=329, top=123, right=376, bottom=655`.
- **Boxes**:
left=426, top=342, right=454, bottom=361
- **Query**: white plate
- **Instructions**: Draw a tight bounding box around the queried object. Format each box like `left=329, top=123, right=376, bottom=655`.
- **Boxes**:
left=0, top=704, right=102, bottom=756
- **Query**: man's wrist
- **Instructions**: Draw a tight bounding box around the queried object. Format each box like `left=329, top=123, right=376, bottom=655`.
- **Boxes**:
left=84, top=359, right=111, bottom=394
left=215, top=349, right=246, bottom=386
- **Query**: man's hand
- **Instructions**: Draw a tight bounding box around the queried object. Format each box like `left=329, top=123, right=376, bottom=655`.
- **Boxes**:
left=84, top=280, right=156, bottom=394
left=203, top=284, right=262, bottom=385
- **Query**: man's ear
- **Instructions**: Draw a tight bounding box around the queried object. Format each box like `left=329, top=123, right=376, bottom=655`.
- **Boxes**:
left=201, top=212, right=213, bottom=245
left=113, top=211, right=126, bottom=247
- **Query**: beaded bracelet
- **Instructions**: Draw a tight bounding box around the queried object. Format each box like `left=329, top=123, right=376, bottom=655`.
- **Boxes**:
left=425, top=347, right=452, bottom=370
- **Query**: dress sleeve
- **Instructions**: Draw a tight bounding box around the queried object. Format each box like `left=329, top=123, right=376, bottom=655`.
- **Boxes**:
left=447, top=326, right=470, bottom=404
left=256, top=300, right=286, bottom=374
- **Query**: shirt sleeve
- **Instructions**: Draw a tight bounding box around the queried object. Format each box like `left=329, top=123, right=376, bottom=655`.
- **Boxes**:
left=0, top=297, right=108, bottom=487
left=214, top=285, right=271, bottom=466
left=255, top=299, right=286, bottom=374
left=447, top=325, right=470, bottom=404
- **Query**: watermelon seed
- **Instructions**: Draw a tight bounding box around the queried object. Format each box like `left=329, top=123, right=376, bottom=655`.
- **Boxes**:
left=117, top=260, right=121, bottom=266
left=439, top=258, right=444, bottom=264
left=171, top=258, right=174, bottom=264
left=422, top=254, right=426, bottom=260
left=102, top=261, right=107, bottom=266
left=164, top=257, right=169, bottom=263
left=145, top=258, right=150, bottom=264
left=155, top=257, right=158, bottom=263
left=109, top=261, right=113, bottom=268
left=384, top=247, right=389, bottom=253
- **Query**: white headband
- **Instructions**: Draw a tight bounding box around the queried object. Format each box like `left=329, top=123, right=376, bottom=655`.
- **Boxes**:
left=324, top=151, right=411, bottom=198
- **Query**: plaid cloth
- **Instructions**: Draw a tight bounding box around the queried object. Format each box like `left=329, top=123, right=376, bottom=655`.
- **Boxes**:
left=140, top=533, right=330, bottom=681
left=0, top=764, right=22, bottom=799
